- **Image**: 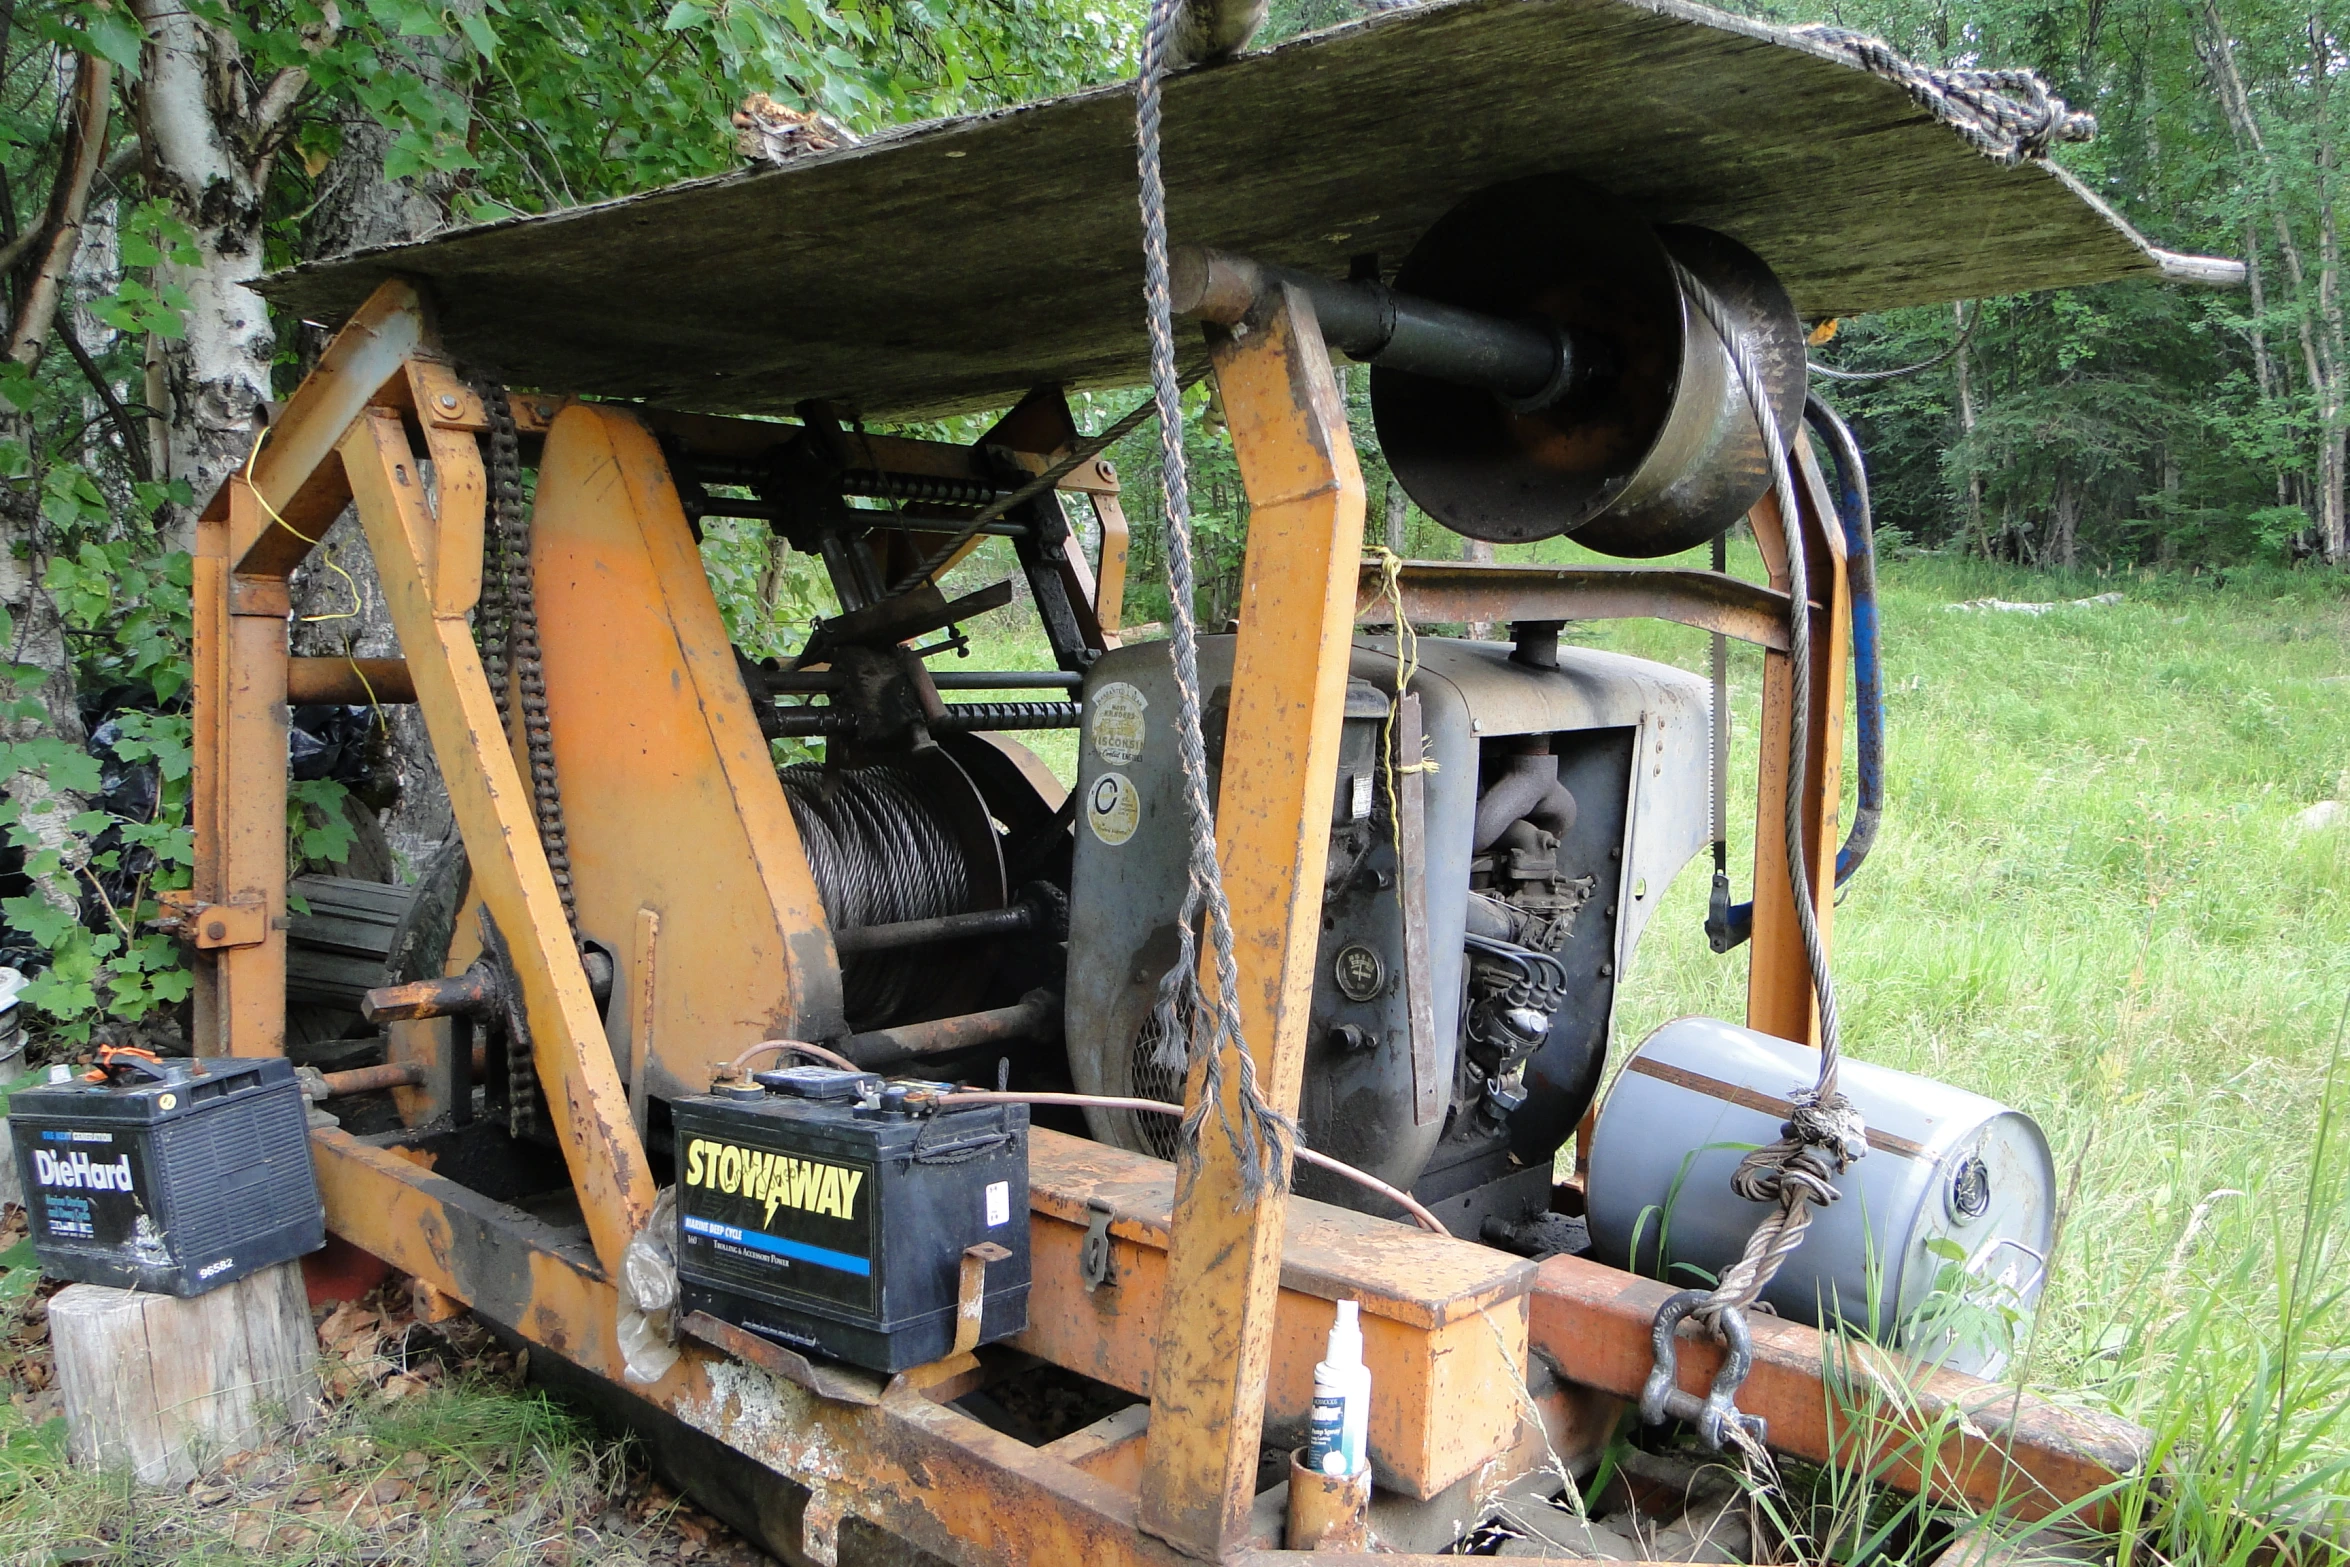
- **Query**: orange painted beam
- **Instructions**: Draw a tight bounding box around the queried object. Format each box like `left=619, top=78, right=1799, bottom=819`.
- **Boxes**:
left=1744, top=438, right=1850, bottom=1047
left=1137, top=283, right=1371, bottom=1558
left=340, top=408, right=657, bottom=1272
left=1529, top=1253, right=2147, bottom=1529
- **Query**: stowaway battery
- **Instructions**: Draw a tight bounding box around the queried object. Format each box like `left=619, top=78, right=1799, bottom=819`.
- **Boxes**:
left=8, top=1055, right=324, bottom=1295
left=673, top=1069, right=1031, bottom=1373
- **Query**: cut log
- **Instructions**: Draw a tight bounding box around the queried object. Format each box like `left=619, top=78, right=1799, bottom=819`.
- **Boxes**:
left=50, top=1261, right=319, bottom=1486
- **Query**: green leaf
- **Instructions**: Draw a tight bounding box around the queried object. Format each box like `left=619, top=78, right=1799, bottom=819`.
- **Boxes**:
left=455, top=7, right=500, bottom=59
left=83, top=11, right=147, bottom=74
left=664, top=0, right=711, bottom=26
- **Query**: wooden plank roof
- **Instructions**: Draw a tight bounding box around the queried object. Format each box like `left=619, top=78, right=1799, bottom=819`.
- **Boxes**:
left=260, top=0, right=2178, bottom=422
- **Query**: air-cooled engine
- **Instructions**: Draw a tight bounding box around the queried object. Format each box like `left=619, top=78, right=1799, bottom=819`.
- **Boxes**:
left=1067, top=627, right=1711, bottom=1240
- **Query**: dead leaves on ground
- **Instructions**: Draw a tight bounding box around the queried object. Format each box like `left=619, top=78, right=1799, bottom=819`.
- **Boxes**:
left=0, top=1263, right=777, bottom=1564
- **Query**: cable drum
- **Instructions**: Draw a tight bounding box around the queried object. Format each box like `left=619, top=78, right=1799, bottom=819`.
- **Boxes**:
left=779, top=763, right=985, bottom=1027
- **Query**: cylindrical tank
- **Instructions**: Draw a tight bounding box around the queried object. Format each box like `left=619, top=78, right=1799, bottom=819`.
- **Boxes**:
left=1586, top=1017, right=2053, bottom=1374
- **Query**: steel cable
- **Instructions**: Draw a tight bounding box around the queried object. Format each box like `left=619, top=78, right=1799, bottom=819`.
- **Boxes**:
left=1668, top=262, right=1869, bottom=1342
left=779, top=763, right=978, bottom=1024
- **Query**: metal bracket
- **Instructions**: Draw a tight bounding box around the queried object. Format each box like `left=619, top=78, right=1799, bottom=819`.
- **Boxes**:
left=954, top=1241, right=1014, bottom=1357
left=1640, top=1288, right=1767, bottom=1453
left=156, top=891, right=268, bottom=950
left=1081, top=1198, right=1117, bottom=1293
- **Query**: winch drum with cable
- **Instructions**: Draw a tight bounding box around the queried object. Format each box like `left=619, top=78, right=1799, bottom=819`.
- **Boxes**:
left=1370, top=175, right=1807, bottom=555
left=1585, top=1017, right=2054, bottom=1374
left=777, top=755, right=1007, bottom=1030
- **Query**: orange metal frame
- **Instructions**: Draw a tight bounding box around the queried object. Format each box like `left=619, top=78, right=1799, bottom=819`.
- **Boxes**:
left=188, top=277, right=2141, bottom=1565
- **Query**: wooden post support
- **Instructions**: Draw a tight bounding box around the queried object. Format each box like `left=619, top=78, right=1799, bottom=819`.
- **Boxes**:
left=1744, top=438, right=1850, bottom=1047
left=1135, top=282, right=1368, bottom=1558
left=50, top=1262, right=319, bottom=1486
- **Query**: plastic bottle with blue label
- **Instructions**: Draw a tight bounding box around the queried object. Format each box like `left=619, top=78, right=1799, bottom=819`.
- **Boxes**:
left=1302, top=1299, right=1371, bottom=1477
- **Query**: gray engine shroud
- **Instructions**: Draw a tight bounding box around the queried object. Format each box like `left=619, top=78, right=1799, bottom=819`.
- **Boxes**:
left=1065, top=635, right=1711, bottom=1231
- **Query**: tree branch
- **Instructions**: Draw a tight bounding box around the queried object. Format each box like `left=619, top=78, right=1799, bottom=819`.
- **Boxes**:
left=5, top=53, right=112, bottom=368
left=54, top=313, right=153, bottom=483
left=251, top=65, right=311, bottom=146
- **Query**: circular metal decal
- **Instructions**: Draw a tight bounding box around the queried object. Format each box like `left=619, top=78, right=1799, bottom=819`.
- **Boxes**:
left=1332, top=944, right=1386, bottom=1002
left=157, top=1093, right=177, bottom=1111
left=1949, top=1151, right=1992, bottom=1221
left=1085, top=771, right=1141, bottom=847
left=1089, top=681, right=1149, bottom=766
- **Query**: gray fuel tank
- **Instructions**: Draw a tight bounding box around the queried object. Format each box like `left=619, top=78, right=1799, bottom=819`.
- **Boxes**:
left=1586, top=1017, right=2054, bottom=1372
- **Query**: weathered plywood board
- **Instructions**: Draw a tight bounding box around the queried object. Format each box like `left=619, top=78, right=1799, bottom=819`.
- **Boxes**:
left=262, top=0, right=2167, bottom=421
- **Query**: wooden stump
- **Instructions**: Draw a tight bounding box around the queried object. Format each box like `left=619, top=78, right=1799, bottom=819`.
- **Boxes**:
left=50, top=1261, right=319, bottom=1486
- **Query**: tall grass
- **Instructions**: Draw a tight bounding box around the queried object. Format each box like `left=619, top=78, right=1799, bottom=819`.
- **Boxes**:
left=1571, top=549, right=2350, bottom=1560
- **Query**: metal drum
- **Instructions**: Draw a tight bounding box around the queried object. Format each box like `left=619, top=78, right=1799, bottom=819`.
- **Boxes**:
left=1586, top=1017, right=2053, bottom=1373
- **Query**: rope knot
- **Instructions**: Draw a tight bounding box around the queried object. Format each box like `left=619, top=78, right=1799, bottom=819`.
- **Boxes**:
left=1784, top=1089, right=1868, bottom=1170
left=1794, top=24, right=2098, bottom=165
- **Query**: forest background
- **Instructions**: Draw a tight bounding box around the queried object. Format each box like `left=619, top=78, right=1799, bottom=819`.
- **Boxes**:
left=0, top=0, right=2335, bottom=1042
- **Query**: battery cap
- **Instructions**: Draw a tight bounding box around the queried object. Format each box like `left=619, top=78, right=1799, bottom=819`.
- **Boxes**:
left=753, top=1065, right=883, bottom=1101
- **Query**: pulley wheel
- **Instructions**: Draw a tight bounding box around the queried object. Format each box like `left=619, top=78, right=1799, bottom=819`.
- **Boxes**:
left=1371, top=175, right=1805, bottom=556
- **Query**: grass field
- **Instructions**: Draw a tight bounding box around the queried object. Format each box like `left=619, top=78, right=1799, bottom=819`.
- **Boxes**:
left=7, top=549, right=2349, bottom=1561
left=1577, top=547, right=2350, bottom=1556
left=933, top=539, right=2350, bottom=1553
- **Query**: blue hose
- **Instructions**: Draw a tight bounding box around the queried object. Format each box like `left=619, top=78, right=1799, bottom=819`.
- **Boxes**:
left=1711, top=394, right=1883, bottom=951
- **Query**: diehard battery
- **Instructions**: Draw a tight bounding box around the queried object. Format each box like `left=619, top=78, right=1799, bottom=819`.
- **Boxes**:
left=672, top=1069, right=1030, bottom=1373
left=9, top=1055, right=324, bottom=1296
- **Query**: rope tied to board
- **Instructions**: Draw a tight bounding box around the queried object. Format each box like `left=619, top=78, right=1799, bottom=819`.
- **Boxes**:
left=1795, top=24, right=2097, bottom=165
left=1134, top=0, right=1296, bottom=1204
left=1644, top=260, right=1871, bottom=1459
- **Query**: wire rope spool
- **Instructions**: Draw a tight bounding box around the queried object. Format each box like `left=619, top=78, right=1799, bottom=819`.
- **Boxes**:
left=779, top=751, right=1005, bottom=1029
left=1372, top=175, right=1806, bottom=556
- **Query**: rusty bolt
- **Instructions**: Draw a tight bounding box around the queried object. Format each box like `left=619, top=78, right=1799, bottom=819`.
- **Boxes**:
left=205, top=921, right=227, bottom=941
left=436, top=391, right=461, bottom=412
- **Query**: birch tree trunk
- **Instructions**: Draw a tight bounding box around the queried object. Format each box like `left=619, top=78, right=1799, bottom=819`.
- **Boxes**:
left=2198, top=0, right=2344, bottom=559
left=284, top=26, right=480, bottom=875
left=1952, top=302, right=1987, bottom=555
left=0, top=55, right=114, bottom=916
left=2310, top=13, right=2347, bottom=559
left=126, top=1, right=322, bottom=553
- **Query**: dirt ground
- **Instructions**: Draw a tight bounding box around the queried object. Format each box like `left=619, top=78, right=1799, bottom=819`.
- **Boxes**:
left=0, top=1210, right=778, bottom=1565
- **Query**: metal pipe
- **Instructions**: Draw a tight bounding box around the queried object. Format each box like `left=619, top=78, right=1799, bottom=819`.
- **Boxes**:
left=685, top=493, right=1031, bottom=538
left=362, top=964, right=499, bottom=1023
left=1170, top=246, right=1578, bottom=410
left=834, top=989, right=1061, bottom=1069
left=834, top=901, right=1043, bottom=957
left=771, top=701, right=1083, bottom=737
left=312, top=1042, right=490, bottom=1099
left=761, top=669, right=1082, bottom=695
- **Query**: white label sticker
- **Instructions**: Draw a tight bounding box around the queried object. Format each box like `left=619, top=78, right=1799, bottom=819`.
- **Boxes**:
left=1086, top=771, right=1142, bottom=847
left=985, top=1181, right=1011, bottom=1227
left=1089, top=682, right=1149, bottom=765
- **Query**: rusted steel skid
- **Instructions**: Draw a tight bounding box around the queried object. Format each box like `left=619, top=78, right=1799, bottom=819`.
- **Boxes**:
left=311, top=1127, right=1518, bottom=1566
left=1531, top=1254, right=2150, bottom=1529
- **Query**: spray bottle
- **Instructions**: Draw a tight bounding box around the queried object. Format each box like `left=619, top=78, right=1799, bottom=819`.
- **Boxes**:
left=1304, top=1299, right=1372, bottom=1477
